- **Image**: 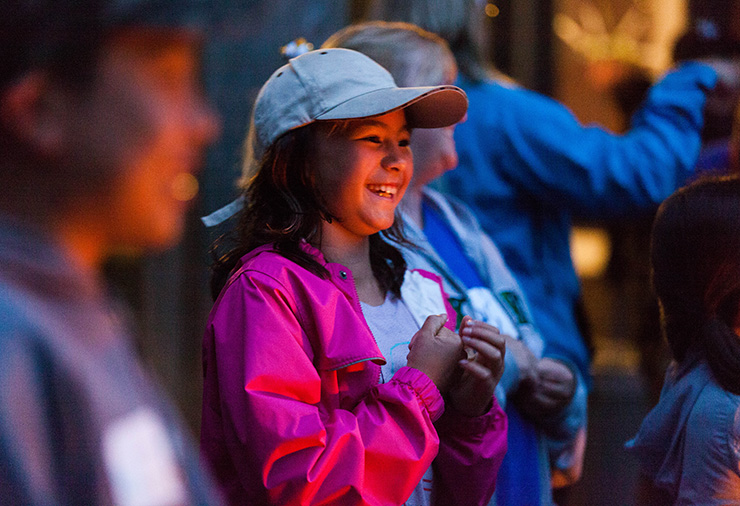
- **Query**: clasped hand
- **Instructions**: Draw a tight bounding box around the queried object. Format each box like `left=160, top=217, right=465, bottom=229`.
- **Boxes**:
left=514, top=354, right=577, bottom=419
left=407, top=314, right=505, bottom=417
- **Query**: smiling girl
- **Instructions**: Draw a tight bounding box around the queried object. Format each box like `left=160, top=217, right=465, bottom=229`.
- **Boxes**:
left=200, top=48, right=507, bottom=506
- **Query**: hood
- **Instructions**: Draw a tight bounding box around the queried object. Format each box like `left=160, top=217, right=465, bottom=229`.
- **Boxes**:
left=625, top=353, right=712, bottom=497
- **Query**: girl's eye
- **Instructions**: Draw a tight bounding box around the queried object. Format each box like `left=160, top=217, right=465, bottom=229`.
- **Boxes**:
left=399, top=139, right=411, bottom=147
left=362, top=136, right=382, bottom=144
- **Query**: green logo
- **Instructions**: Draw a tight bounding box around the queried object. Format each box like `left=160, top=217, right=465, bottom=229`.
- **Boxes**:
left=500, top=291, right=529, bottom=324
left=447, top=296, right=466, bottom=330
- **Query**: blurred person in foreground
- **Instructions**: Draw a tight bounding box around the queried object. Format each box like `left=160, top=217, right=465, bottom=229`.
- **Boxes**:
left=0, top=1, right=221, bottom=504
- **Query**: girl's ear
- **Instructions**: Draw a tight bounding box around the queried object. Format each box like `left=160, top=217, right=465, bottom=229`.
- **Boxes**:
left=0, top=72, right=67, bottom=156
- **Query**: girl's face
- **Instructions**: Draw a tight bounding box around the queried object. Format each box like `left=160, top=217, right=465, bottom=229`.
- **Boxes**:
left=314, top=109, right=412, bottom=240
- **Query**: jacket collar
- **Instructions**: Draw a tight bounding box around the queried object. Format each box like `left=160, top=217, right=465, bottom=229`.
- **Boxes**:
left=0, top=213, right=102, bottom=302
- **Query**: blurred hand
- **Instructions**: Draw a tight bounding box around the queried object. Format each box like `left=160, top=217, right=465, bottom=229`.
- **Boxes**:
left=516, top=357, right=576, bottom=419
left=503, top=335, right=538, bottom=388
left=695, top=57, right=740, bottom=118
left=447, top=316, right=506, bottom=417
left=407, top=314, right=465, bottom=393
left=697, top=57, right=740, bottom=91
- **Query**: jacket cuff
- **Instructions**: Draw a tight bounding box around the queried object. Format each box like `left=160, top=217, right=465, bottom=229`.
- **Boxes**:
left=538, top=357, right=588, bottom=442
left=674, top=61, right=719, bottom=91
left=392, top=366, right=445, bottom=422
left=436, top=396, right=506, bottom=436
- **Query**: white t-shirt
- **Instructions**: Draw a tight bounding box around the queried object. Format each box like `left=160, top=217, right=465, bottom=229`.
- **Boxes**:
left=361, top=294, right=434, bottom=506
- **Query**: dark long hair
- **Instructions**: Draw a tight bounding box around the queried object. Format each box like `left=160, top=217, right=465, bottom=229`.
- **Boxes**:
left=651, top=174, right=740, bottom=394
left=210, top=121, right=409, bottom=300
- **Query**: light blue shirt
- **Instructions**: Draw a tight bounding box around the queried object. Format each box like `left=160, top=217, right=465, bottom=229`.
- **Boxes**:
left=627, top=355, right=740, bottom=504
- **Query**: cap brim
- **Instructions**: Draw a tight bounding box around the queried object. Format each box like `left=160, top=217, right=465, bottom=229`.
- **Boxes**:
left=315, top=85, right=468, bottom=128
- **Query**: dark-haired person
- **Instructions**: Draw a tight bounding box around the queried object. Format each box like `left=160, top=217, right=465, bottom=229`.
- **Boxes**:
left=0, top=1, right=221, bottom=504
left=627, top=175, right=740, bottom=505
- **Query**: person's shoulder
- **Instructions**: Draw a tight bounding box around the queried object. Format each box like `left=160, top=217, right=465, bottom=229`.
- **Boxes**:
left=408, top=268, right=443, bottom=286
left=459, top=72, right=561, bottom=125
left=685, top=376, right=740, bottom=462
left=228, top=244, right=305, bottom=280
left=0, top=286, right=56, bottom=388
left=235, top=244, right=290, bottom=273
left=0, top=281, right=41, bottom=347
left=220, top=243, right=328, bottom=300
left=423, top=187, right=483, bottom=234
left=694, top=373, right=740, bottom=410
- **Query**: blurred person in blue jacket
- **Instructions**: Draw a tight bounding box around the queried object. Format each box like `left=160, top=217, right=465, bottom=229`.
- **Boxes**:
left=0, top=1, right=221, bottom=504
left=364, top=0, right=718, bottom=494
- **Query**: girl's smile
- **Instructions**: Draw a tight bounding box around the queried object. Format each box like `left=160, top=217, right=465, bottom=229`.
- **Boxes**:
left=314, top=109, right=413, bottom=241
left=366, top=183, right=399, bottom=199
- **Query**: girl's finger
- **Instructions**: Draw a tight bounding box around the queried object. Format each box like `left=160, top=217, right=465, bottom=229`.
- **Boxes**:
left=459, top=358, right=493, bottom=381
left=461, top=320, right=506, bottom=348
left=460, top=315, right=474, bottom=330
left=462, top=336, right=506, bottom=361
left=410, top=313, right=449, bottom=349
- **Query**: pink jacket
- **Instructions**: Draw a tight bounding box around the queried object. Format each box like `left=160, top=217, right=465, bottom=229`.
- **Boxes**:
left=201, top=242, right=507, bottom=505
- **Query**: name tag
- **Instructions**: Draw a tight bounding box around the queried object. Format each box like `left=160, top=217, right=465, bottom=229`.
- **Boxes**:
left=103, top=408, right=187, bottom=506
left=466, top=287, right=519, bottom=338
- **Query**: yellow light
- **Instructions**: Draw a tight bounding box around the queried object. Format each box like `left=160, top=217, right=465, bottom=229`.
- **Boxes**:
left=485, top=3, right=500, bottom=17
left=570, top=226, right=612, bottom=279
left=171, top=173, right=199, bottom=202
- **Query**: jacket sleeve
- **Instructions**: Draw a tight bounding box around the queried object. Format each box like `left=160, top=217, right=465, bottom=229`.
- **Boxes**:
left=541, top=365, right=589, bottom=486
left=0, top=332, right=59, bottom=505
left=486, top=62, right=717, bottom=217
left=432, top=397, right=508, bottom=506
left=203, top=271, right=444, bottom=505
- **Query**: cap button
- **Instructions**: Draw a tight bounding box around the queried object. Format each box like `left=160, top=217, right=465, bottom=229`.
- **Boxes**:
left=339, top=270, right=348, bottom=280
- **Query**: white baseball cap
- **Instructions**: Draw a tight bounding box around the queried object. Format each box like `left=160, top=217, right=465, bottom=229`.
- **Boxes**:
left=248, top=47, right=468, bottom=161
left=203, top=47, right=467, bottom=228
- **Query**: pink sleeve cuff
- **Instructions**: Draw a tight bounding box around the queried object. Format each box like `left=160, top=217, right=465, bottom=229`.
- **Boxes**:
left=391, top=366, right=445, bottom=422
left=436, top=395, right=506, bottom=436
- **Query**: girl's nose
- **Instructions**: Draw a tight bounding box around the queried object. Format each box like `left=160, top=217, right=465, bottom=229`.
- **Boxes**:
left=381, top=142, right=411, bottom=173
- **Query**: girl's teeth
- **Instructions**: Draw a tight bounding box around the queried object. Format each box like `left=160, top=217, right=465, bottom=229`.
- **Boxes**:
left=368, top=184, right=396, bottom=197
